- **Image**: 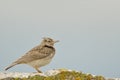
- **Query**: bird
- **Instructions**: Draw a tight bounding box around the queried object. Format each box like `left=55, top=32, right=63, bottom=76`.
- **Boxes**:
left=5, top=37, right=59, bottom=73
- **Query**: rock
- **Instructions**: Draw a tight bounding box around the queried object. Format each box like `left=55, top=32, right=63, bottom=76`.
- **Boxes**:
left=0, top=69, right=119, bottom=80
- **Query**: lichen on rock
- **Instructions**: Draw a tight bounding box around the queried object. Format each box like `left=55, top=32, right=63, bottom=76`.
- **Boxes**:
left=0, top=69, right=105, bottom=80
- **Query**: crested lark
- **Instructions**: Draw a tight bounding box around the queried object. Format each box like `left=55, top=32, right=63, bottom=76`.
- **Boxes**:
left=5, top=37, right=59, bottom=73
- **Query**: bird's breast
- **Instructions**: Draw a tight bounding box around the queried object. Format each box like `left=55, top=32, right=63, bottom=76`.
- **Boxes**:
left=27, top=53, right=54, bottom=68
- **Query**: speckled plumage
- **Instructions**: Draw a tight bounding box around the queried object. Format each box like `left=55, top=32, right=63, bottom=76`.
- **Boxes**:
left=5, top=37, right=59, bottom=73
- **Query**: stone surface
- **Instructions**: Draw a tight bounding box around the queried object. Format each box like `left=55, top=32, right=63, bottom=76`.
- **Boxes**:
left=0, top=69, right=119, bottom=80
left=0, top=69, right=69, bottom=79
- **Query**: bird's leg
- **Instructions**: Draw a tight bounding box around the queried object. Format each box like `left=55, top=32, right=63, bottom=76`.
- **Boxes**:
left=35, top=68, right=42, bottom=73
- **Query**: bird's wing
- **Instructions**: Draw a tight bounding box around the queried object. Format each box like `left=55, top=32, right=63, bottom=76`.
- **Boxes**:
left=14, top=46, right=55, bottom=64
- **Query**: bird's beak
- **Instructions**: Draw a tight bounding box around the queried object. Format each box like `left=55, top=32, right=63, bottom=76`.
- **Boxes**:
left=54, top=40, right=59, bottom=43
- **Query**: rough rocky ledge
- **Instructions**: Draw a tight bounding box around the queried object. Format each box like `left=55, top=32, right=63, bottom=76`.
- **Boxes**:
left=0, top=69, right=119, bottom=80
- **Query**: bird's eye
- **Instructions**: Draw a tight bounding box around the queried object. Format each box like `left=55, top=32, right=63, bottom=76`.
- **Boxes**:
left=48, top=40, right=51, bottom=42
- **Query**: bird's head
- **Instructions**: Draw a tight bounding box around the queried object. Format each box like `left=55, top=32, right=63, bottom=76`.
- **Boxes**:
left=41, top=37, right=59, bottom=46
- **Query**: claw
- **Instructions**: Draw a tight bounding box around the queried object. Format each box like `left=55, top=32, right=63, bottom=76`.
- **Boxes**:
left=35, top=68, right=42, bottom=73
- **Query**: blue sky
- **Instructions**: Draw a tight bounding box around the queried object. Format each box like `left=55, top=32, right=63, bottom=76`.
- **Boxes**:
left=0, top=0, right=120, bottom=78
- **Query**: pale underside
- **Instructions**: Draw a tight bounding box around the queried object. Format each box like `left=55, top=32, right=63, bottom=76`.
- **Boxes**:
left=27, top=53, right=54, bottom=68
left=27, top=58, right=52, bottom=68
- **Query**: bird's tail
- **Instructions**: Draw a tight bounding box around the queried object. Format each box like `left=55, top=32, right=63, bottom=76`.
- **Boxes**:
left=5, top=62, right=18, bottom=71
